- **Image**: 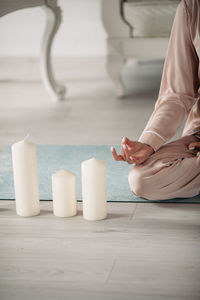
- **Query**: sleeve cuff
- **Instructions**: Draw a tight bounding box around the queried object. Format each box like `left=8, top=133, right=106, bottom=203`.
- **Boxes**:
left=138, top=131, right=166, bottom=152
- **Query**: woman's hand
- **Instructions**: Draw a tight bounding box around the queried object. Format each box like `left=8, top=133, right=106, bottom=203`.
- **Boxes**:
left=188, top=141, right=200, bottom=151
left=111, top=136, right=154, bottom=165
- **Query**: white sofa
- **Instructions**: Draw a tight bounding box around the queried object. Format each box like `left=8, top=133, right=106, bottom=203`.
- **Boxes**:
left=101, top=0, right=180, bottom=97
left=0, top=0, right=66, bottom=101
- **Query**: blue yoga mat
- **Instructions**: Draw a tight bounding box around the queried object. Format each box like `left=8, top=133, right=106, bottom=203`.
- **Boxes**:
left=0, top=145, right=199, bottom=203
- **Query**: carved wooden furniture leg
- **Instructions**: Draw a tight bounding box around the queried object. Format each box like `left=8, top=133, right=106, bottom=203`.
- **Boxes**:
left=107, top=39, right=126, bottom=98
left=101, top=0, right=130, bottom=98
left=41, top=0, right=66, bottom=101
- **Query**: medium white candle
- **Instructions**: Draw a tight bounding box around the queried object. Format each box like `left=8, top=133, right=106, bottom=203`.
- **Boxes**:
left=81, top=158, right=107, bottom=221
left=12, top=139, right=40, bottom=217
left=52, top=170, right=77, bottom=217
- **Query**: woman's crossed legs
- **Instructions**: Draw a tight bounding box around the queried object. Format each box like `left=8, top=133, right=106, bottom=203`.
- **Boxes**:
left=128, top=135, right=200, bottom=200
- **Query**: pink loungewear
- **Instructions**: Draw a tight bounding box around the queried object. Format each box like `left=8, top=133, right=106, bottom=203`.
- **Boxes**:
left=129, top=0, right=200, bottom=200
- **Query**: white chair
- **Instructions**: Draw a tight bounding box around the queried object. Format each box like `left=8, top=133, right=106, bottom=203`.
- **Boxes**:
left=101, top=0, right=180, bottom=97
left=0, top=0, right=66, bottom=101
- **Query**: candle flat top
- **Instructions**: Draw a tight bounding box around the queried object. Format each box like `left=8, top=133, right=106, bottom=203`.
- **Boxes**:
left=12, top=139, right=35, bottom=148
left=81, top=157, right=105, bottom=166
left=52, top=169, right=75, bottom=178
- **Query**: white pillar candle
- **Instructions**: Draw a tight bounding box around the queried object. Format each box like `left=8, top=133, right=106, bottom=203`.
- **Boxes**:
left=12, top=140, right=40, bottom=217
left=52, top=170, right=77, bottom=217
left=81, top=158, right=107, bottom=221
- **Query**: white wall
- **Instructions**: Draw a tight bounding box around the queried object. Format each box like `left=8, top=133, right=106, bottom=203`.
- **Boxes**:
left=0, top=0, right=107, bottom=56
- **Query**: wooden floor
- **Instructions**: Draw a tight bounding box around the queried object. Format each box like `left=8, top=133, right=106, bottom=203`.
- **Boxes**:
left=0, top=57, right=199, bottom=300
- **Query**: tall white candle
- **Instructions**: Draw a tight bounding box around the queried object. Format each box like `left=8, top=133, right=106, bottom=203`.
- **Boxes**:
left=12, top=140, right=40, bottom=217
left=81, top=158, right=107, bottom=221
left=52, top=170, right=77, bottom=217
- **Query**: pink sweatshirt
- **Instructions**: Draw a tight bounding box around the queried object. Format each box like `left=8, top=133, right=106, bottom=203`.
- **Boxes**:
left=139, top=0, right=200, bottom=152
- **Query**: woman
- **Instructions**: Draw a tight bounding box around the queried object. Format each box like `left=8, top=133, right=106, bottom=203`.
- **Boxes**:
left=111, top=0, right=200, bottom=200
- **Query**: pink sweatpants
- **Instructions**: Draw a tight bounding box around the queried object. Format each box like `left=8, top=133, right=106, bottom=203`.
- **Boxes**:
left=129, top=0, right=200, bottom=200
left=129, top=135, right=200, bottom=200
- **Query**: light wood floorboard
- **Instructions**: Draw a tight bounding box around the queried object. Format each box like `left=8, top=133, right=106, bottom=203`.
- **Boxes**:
left=0, top=201, right=200, bottom=300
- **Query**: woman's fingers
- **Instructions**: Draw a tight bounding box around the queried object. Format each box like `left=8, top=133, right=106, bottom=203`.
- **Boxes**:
left=188, top=142, right=200, bottom=150
left=111, top=144, right=135, bottom=163
left=123, top=136, right=137, bottom=148
left=121, top=137, right=133, bottom=153
left=110, top=146, right=125, bottom=161
left=121, top=138, right=140, bottom=164
left=112, top=137, right=154, bottom=165
left=112, top=137, right=148, bottom=165
left=122, top=136, right=143, bottom=154
left=121, top=136, right=133, bottom=147
left=122, top=144, right=137, bottom=164
left=122, top=144, right=130, bottom=161
left=121, top=137, right=132, bottom=161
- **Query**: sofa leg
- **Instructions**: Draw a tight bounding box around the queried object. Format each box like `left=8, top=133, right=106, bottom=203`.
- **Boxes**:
left=40, top=1, right=66, bottom=101
left=106, top=40, right=126, bottom=98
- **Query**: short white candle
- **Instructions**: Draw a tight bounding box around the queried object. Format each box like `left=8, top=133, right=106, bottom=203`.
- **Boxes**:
left=81, top=158, right=107, bottom=221
left=52, top=170, right=77, bottom=217
left=12, top=140, right=40, bottom=217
